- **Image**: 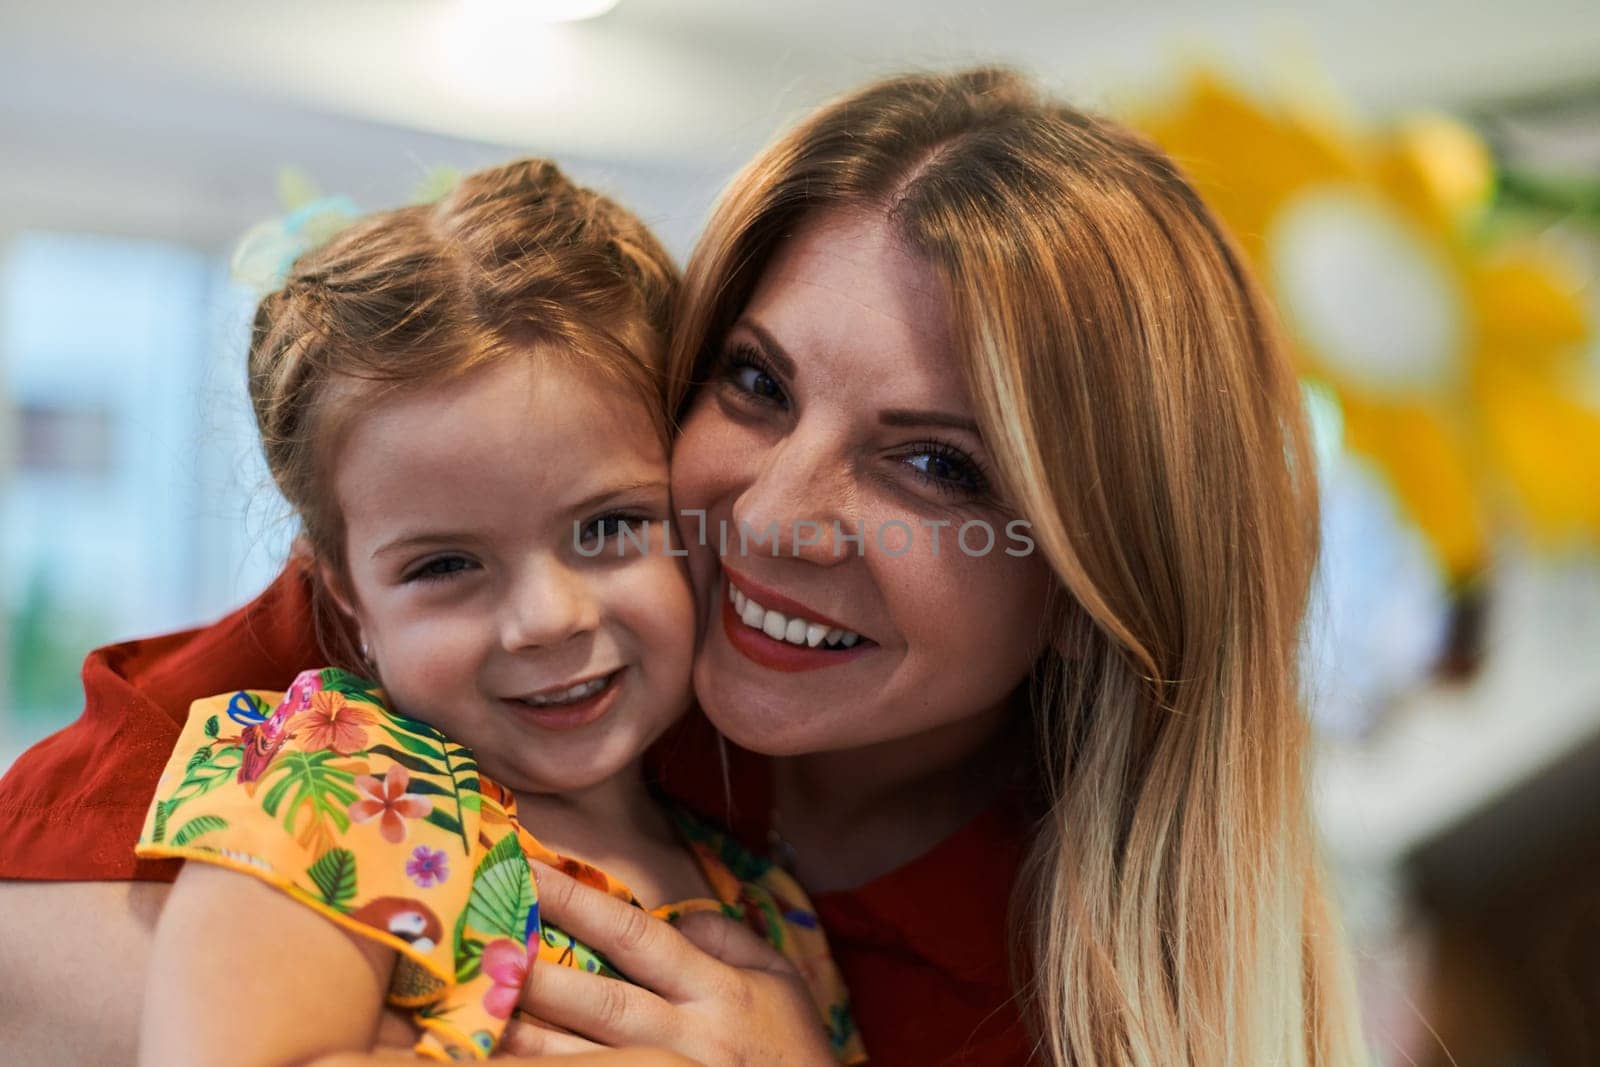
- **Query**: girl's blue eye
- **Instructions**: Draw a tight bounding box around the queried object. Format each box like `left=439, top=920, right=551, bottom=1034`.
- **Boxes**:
left=408, top=555, right=475, bottom=582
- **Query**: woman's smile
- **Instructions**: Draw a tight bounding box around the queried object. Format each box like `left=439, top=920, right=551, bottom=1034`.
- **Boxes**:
left=719, top=573, right=877, bottom=674
left=671, top=205, right=1052, bottom=757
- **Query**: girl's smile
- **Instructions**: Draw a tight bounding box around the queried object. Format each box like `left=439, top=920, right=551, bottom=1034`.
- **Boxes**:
left=329, top=354, right=696, bottom=797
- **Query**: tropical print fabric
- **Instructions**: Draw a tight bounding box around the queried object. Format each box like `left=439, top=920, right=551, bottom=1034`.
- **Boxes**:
left=135, top=668, right=865, bottom=1063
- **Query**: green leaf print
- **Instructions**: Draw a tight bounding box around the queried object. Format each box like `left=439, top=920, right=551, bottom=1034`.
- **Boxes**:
left=373, top=721, right=479, bottom=857
left=307, top=847, right=359, bottom=910
left=151, top=799, right=174, bottom=844
left=451, top=900, right=483, bottom=982
left=152, top=743, right=244, bottom=841
left=257, top=750, right=360, bottom=845
left=463, top=832, right=534, bottom=942
left=171, top=814, right=229, bottom=847
left=376, top=729, right=445, bottom=761
left=455, top=934, right=485, bottom=984
left=203, top=715, right=220, bottom=739
left=318, top=668, right=387, bottom=708
left=423, top=809, right=465, bottom=839
left=366, top=745, right=440, bottom=776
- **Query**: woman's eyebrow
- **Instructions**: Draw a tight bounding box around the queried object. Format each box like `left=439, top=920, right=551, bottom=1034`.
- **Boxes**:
left=879, top=409, right=982, bottom=436
left=731, top=319, right=798, bottom=379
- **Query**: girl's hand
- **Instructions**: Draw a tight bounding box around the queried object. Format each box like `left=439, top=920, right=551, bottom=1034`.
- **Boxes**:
left=504, top=861, right=837, bottom=1065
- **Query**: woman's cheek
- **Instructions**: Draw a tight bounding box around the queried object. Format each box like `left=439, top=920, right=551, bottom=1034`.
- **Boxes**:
left=670, top=402, right=753, bottom=600
left=880, top=524, right=1050, bottom=700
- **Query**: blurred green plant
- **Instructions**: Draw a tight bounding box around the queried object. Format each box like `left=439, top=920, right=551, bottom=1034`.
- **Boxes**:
left=9, top=564, right=106, bottom=724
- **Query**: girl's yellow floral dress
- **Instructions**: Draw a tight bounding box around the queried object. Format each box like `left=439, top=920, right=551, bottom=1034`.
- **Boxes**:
left=136, top=667, right=865, bottom=1063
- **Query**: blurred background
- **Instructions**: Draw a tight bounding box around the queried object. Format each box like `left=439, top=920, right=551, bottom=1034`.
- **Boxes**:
left=2, top=1, right=1597, bottom=1062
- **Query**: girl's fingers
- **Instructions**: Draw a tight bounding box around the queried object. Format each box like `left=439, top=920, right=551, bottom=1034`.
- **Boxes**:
left=517, top=951, right=678, bottom=1048
left=501, top=1012, right=611, bottom=1057
left=529, top=861, right=716, bottom=1000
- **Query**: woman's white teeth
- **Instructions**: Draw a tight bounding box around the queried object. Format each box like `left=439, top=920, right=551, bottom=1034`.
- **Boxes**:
left=728, top=583, right=861, bottom=650
left=524, top=674, right=610, bottom=706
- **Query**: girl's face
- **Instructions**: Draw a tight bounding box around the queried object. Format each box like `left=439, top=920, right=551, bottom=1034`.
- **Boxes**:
left=671, top=206, right=1053, bottom=757
left=331, top=356, right=695, bottom=798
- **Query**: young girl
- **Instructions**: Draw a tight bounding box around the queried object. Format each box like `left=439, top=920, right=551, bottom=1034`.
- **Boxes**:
left=133, top=160, right=863, bottom=1064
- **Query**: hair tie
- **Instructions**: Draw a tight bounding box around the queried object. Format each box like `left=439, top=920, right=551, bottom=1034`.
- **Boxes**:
left=230, top=193, right=363, bottom=298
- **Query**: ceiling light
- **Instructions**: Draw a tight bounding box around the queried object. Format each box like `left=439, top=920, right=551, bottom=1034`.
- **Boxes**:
left=460, top=0, right=620, bottom=23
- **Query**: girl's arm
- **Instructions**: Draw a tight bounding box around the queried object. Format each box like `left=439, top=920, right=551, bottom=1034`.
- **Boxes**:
left=140, top=862, right=396, bottom=1066
left=140, top=865, right=700, bottom=1067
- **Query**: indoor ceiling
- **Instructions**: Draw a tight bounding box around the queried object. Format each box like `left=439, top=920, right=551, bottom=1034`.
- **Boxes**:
left=5, top=0, right=1598, bottom=167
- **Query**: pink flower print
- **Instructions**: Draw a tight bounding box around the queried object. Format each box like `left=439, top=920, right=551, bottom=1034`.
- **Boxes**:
left=348, top=765, right=433, bottom=844
left=293, top=690, right=378, bottom=754
left=481, top=939, right=529, bottom=1020
left=283, top=670, right=323, bottom=717
left=406, top=845, right=449, bottom=888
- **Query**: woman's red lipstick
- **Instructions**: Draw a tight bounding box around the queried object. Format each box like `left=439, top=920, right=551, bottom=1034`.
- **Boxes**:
left=719, top=572, right=873, bottom=673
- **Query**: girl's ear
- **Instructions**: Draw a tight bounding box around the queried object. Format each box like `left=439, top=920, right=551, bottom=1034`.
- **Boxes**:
left=317, top=560, right=357, bottom=621
left=318, top=561, right=375, bottom=674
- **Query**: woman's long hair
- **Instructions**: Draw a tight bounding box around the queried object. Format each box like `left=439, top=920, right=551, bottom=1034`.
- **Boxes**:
left=667, top=68, right=1363, bottom=1065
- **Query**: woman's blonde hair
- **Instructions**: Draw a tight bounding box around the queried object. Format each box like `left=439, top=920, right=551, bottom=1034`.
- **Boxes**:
left=247, top=158, right=679, bottom=664
left=667, top=68, right=1363, bottom=1065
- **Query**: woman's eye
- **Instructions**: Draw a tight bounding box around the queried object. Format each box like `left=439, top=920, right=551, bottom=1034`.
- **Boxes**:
left=733, top=364, right=784, bottom=402
left=718, top=345, right=788, bottom=409
left=902, top=445, right=989, bottom=496
left=407, top=555, right=476, bottom=582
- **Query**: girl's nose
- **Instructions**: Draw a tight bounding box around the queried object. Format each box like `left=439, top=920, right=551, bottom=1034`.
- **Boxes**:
left=499, top=558, right=601, bottom=652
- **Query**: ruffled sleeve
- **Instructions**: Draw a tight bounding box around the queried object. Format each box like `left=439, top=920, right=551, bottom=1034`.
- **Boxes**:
left=135, top=667, right=539, bottom=1060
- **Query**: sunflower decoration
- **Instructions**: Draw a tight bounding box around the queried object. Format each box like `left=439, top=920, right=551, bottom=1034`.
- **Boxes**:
left=1132, top=70, right=1597, bottom=583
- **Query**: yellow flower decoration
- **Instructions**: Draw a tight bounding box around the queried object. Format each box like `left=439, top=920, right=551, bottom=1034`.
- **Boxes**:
left=1133, top=70, right=1596, bottom=578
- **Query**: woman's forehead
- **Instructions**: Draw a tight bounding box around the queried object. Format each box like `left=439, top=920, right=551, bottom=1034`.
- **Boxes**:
left=739, top=206, right=964, bottom=395
left=755, top=207, right=945, bottom=324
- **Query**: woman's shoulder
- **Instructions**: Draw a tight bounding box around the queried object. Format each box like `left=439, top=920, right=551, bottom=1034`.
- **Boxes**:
left=0, top=560, right=325, bottom=881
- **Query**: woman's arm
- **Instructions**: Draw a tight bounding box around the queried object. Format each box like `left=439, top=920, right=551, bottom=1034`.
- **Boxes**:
left=141, top=862, right=396, bottom=1066
left=0, top=880, right=169, bottom=1063
left=0, top=879, right=428, bottom=1061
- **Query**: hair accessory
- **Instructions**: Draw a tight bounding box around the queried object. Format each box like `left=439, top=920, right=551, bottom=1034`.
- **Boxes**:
left=410, top=165, right=463, bottom=206
left=230, top=170, right=363, bottom=297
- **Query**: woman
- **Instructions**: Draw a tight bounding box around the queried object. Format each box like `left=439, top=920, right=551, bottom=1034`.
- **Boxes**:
left=0, top=68, right=1362, bottom=1064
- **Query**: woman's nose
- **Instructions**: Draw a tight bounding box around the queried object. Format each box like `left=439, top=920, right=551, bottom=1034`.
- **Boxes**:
left=728, top=432, right=858, bottom=565
left=500, top=559, right=601, bottom=652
